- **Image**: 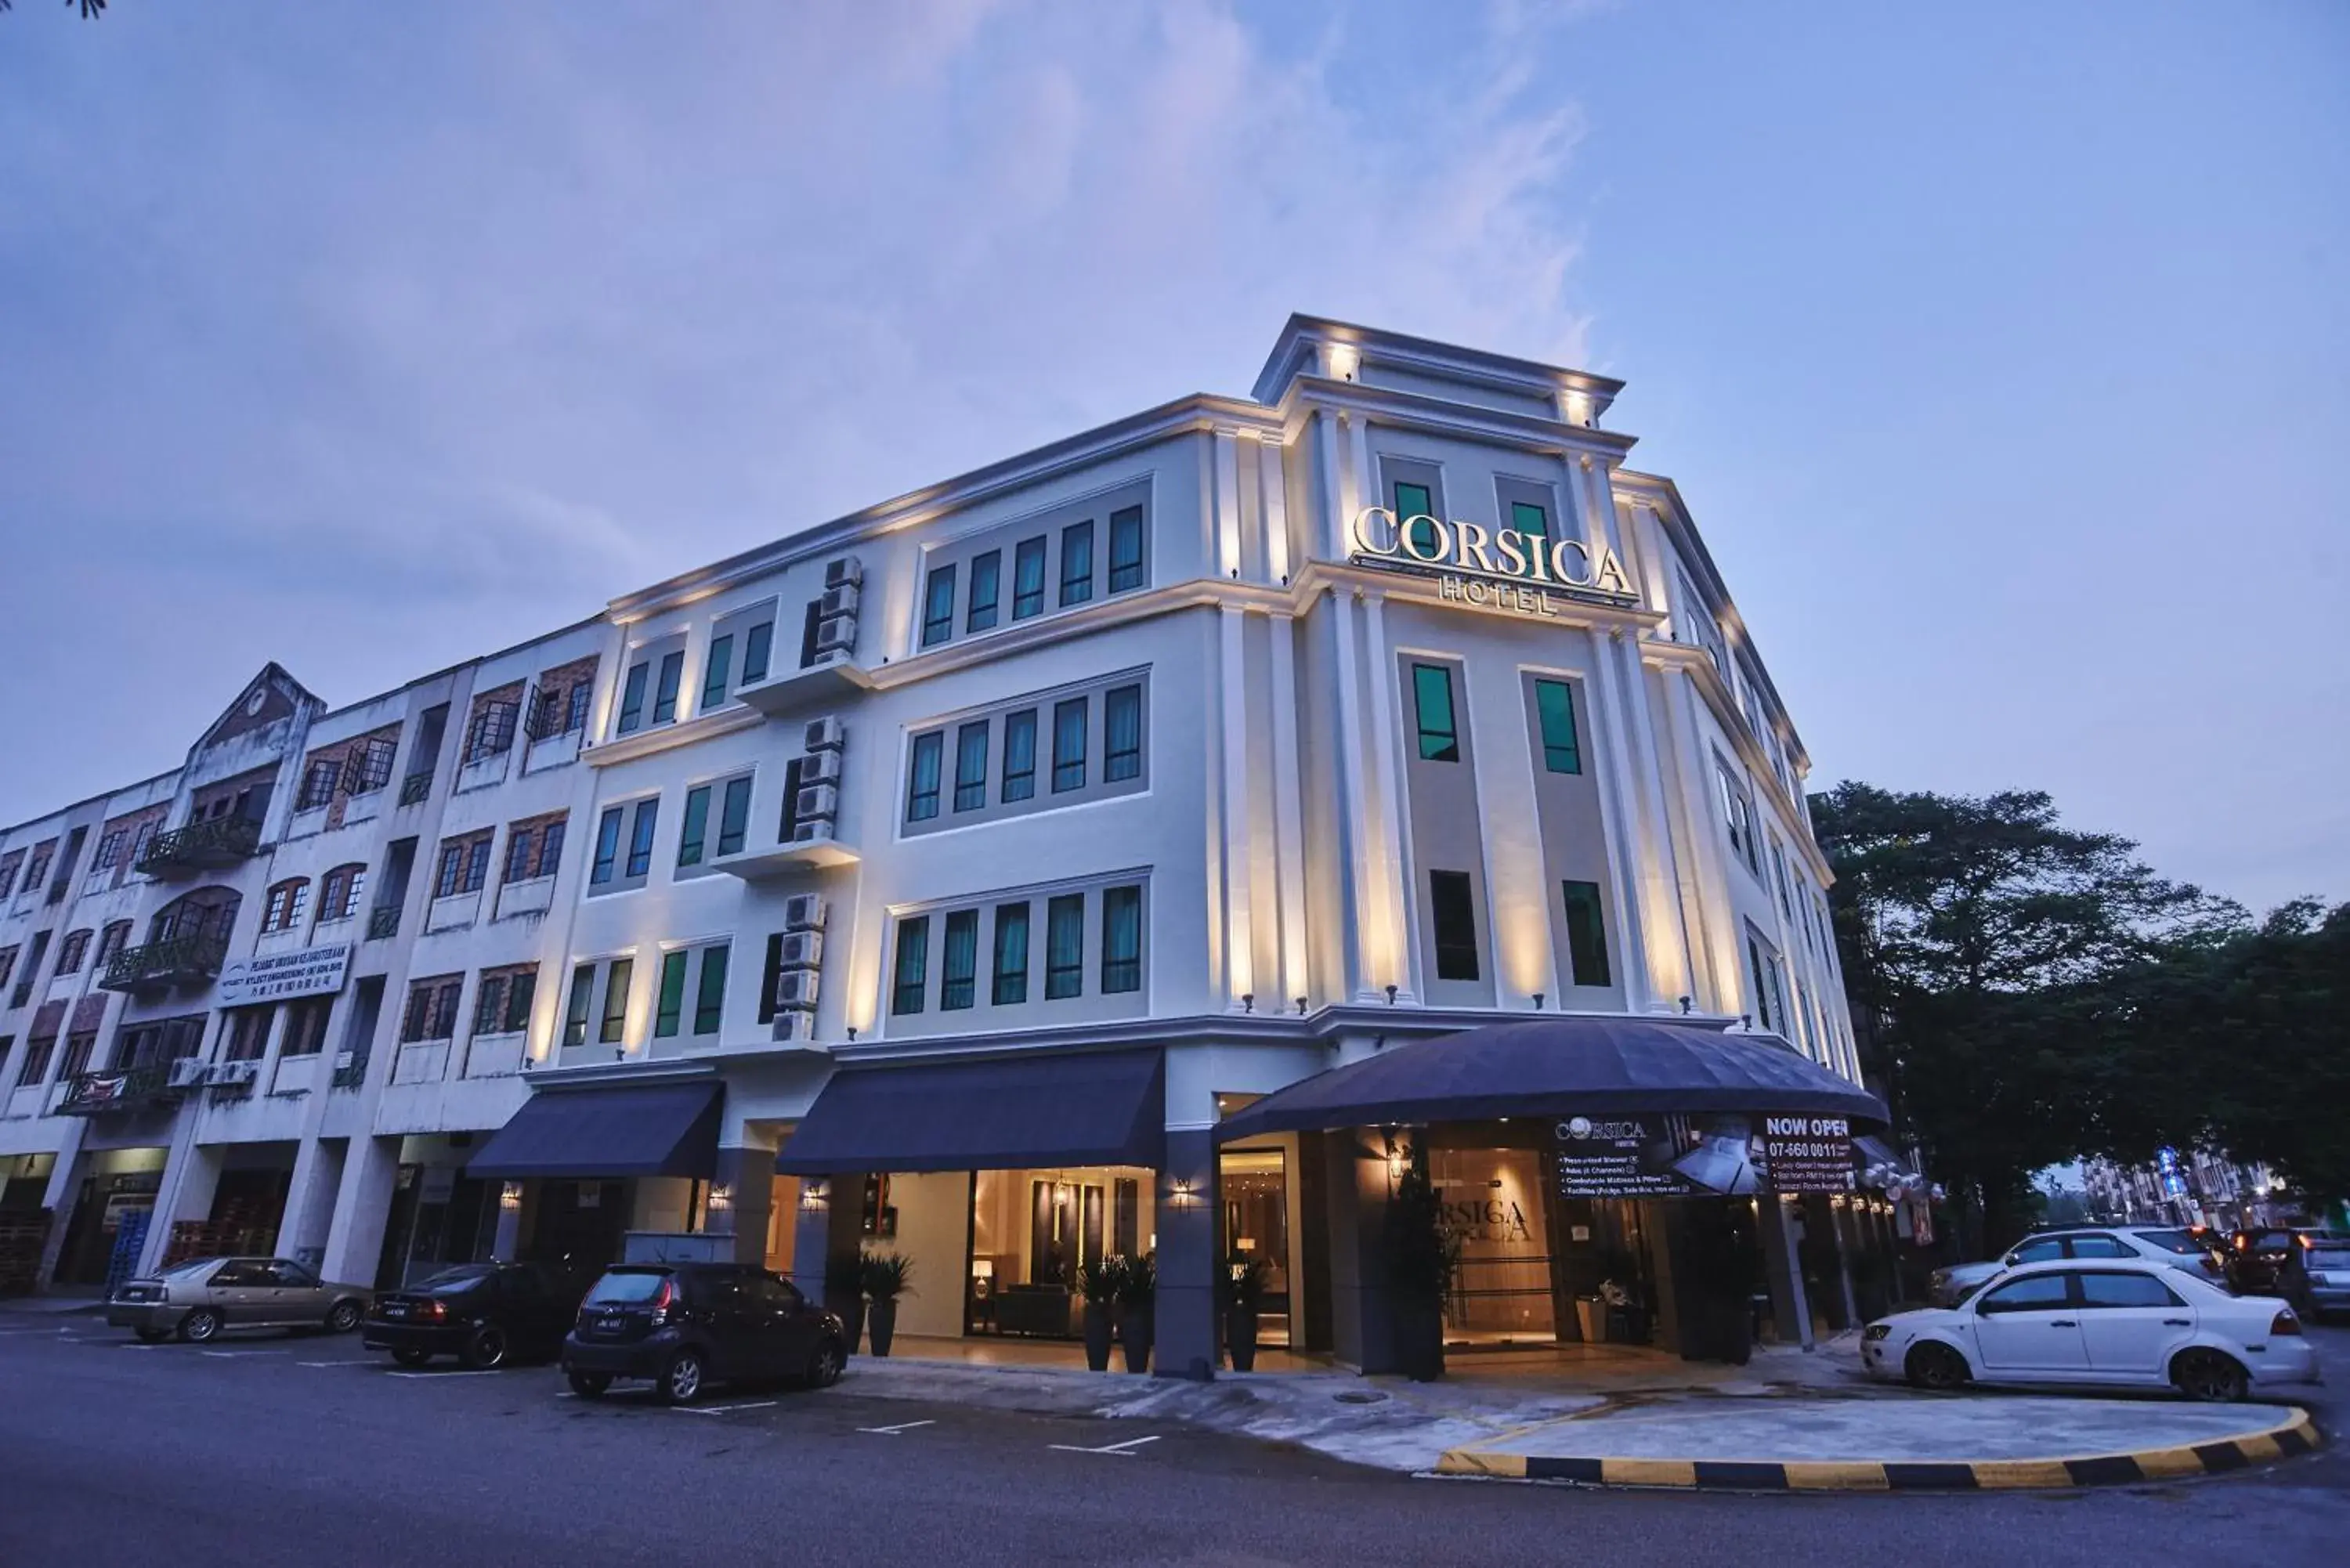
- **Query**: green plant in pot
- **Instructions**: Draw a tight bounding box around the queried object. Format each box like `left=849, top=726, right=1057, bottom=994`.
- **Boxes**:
left=1115, top=1252, right=1156, bottom=1373
left=860, top=1250, right=915, bottom=1357
left=1383, top=1145, right=1459, bottom=1382
left=1220, top=1251, right=1273, bottom=1373
left=825, top=1249, right=867, bottom=1354
left=1075, top=1255, right=1127, bottom=1372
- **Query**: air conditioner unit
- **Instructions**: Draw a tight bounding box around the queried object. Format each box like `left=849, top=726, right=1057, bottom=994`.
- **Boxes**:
left=213, top=1059, right=259, bottom=1088
left=802, top=715, right=845, bottom=753
left=824, top=555, right=863, bottom=591
left=819, top=582, right=860, bottom=620
left=782, top=893, right=828, bottom=932
left=800, top=749, right=843, bottom=788
left=794, top=782, right=839, bottom=822
left=789, top=818, right=837, bottom=847
left=774, top=970, right=821, bottom=1010
left=334, top=1050, right=356, bottom=1071
left=167, top=1057, right=212, bottom=1089
left=777, top=930, right=824, bottom=970
left=815, top=613, right=857, bottom=656
left=769, top=1010, right=812, bottom=1044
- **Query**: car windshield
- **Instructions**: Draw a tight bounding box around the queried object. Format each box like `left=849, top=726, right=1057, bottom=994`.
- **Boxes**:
left=414, top=1266, right=493, bottom=1293
left=584, top=1270, right=670, bottom=1305
left=2135, top=1229, right=2204, bottom=1255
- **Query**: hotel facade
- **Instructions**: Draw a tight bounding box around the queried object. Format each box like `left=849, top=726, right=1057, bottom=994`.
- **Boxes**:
left=0, top=318, right=1890, bottom=1370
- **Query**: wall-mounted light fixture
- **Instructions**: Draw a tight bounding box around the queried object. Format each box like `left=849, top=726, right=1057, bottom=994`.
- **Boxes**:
left=499, top=1181, right=523, bottom=1212
left=1384, top=985, right=1397, bottom=1006
left=1240, top=993, right=1253, bottom=1014
left=1166, top=1177, right=1198, bottom=1207
left=706, top=1184, right=733, bottom=1216
left=801, top=1179, right=830, bottom=1211
left=1531, top=992, right=1545, bottom=1010
left=1294, top=996, right=1307, bottom=1015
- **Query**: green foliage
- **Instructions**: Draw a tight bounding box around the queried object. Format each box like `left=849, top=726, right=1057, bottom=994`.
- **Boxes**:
left=859, top=1249, right=914, bottom=1302
left=1115, top=1252, right=1156, bottom=1309
left=1220, top=1251, right=1273, bottom=1312
left=1382, top=1146, right=1461, bottom=1302
left=1076, top=1255, right=1128, bottom=1306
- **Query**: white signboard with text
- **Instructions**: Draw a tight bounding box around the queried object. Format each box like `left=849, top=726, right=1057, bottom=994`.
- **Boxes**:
left=216, top=942, right=352, bottom=1007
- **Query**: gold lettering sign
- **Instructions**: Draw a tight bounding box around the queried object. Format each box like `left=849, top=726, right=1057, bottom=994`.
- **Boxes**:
left=1349, top=507, right=1636, bottom=602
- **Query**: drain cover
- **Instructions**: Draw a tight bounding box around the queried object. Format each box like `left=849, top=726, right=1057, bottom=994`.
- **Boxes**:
left=1333, top=1391, right=1387, bottom=1404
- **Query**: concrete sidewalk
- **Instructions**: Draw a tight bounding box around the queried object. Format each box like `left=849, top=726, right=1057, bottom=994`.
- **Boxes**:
left=0, top=1292, right=106, bottom=1317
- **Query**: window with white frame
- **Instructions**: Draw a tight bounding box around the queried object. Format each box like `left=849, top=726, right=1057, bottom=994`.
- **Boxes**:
left=652, top=940, right=729, bottom=1039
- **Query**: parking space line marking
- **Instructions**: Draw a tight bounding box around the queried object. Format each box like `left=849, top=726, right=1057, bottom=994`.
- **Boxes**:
left=671, top=1401, right=779, bottom=1415
left=385, top=1370, right=502, bottom=1378
left=857, top=1419, right=936, bottom=1435
left=201, top=1349, right=282, bottom=1357
left=1048, top=1435, right=1159, bottom=1456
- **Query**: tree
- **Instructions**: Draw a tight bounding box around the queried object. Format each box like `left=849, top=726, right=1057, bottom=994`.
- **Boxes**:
left=1812, top=782, right=2238, bottom=1252
left=0, top=2, right=110, bottom=16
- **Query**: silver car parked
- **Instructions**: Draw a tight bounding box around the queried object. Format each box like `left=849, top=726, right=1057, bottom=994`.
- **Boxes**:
left=107, top=1256, right=370, bottom=1343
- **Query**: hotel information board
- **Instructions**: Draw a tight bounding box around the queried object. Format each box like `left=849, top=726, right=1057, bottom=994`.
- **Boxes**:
left=1762, top=1115, right=1857, bottom=1193
left=1556, top=1112, right=1856, bottom=1197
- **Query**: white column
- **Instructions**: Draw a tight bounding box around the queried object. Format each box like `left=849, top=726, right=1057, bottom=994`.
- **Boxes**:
left=1218, top=606, right=1254, bottom=1006
left=1361, top=591, right=1419, bottom=1003
left=1267, top=612, right=1309, bottom=1011
left=1257, top=434, right=1292, bottom=585
left=1347, top=412, right=1376, bottom=531
left=1617, top=635, right=1698, bottom=1008
left=1326, top=591, right=1380, bottom=1000
left=1585, top=628, right=1656, bottom=1013
left=1314, top=411, right=1350, bottom=561
left=1661, top=669, right=1739, bottom=1013
left=1214, top=430, right=1244, bottom=581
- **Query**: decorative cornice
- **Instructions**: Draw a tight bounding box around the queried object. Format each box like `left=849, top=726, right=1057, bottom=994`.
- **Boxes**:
left=581, top=703, right=768, bottom=769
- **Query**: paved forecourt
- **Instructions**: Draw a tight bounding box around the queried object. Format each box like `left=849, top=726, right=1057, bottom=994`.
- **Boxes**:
left=1437, top=1396, right=2323, bottom=1490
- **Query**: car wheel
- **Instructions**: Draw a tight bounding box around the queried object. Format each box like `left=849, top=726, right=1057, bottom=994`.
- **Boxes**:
left=133, top=1326, right=171, bottom=1344
left=178, top=1307, right=223, bottom=1345
left=461, top=1326, right=510, bottom=1371
left=653, top=1349, right=706, bottom=1405
left=804, top=1336, right=845, bottom=1389
left=566, top=1370, right=612, bottom=1399
left=2172, top=1348, right=2251, bottom=1403
left=325, top=1299, right=363, bottom=1335
left=1904, top=1341, right=1971, bottom=1392
left=391, top=1347, right=432, bottom=1367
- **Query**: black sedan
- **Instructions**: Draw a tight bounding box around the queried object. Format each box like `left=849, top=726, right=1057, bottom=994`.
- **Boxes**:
left=363, top=1263, right=581, bottom=1369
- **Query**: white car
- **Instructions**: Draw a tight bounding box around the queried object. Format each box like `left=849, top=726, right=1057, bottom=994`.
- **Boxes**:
left=1863, top=1258, right=2318, bottom=1402
left=1926, top=1226, right=2226, bottom=1306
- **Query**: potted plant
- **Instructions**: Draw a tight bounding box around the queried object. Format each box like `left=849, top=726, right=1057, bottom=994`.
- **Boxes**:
left=1220, top=1251, right=1272, bottom=1372
left=861, top=1250, right=915, bottom=1357
left=826, top=1249, right=866, bottom=1355
left=1076, top=1255, right=1126, bottom=1372
left=1115, top=1252, right=1156, bottom=1373
left=1383, top=1147, right=1459, bottom=1382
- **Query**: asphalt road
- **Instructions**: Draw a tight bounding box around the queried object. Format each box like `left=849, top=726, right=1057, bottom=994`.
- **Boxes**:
left=2, top=1314, right=2346, bottom=1566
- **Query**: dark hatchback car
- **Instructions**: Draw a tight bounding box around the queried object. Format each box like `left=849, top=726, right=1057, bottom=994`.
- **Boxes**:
left=363, top=1263, right=584, bottom=1369
left=2279, top=1235, right=2350, bottom=1322
left=561, top=1263, right=847, bottom=1404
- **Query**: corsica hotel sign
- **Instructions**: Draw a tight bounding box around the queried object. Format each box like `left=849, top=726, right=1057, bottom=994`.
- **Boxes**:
left=1349, top=507, right=1638, bottom=605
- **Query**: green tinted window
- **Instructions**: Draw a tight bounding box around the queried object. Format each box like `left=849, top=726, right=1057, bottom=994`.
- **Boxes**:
left=1535, top=680, right=1581, bottom=774
left=1412, top=664, right=1459, bottom=762
left=653, top=950, right=689, bottom=1038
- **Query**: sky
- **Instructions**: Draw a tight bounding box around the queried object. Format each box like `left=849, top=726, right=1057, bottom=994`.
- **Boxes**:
left=0, top=2, right=2343, bottom=912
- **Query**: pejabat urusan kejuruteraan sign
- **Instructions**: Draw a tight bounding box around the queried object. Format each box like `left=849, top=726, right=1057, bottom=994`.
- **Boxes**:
left=1347, top=506, right=1640, bottom=611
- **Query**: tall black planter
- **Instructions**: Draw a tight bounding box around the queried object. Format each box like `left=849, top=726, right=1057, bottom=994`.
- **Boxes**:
left=1392, top=1295, right=1444, bottom=1382
left=1119, top=1306, right=1153, bottom=1373
left=1083, top=1303, right=1115, bottom=1371
left=867, top=1298, right=898, bottom=1357
left=1224, top=1306, right=1260, bottom=1372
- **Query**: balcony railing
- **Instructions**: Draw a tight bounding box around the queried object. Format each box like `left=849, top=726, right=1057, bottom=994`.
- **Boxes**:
left=134, top=815, right=263, bottom=879
left=56, top=1065, right=186, bottom=1117
left=399, top=771, right=433, bottom=807
left=98, top=932, right=230, bottom=994
left=331, top=1052, right=369, bottom=1089
left=365, top=905, right=401, bottom=941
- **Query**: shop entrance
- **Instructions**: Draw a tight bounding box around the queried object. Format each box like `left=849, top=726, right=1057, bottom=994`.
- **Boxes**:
left=1219, top=1148, right=1292, bottom=1346
left=1432, top=1146, right=1557, bottom=1346
left=966, top=1165, right=1154, bottom=1339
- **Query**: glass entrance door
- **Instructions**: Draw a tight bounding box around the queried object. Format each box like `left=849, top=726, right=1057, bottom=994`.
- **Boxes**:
left=1431, top=1147, right=1556, bottom=1345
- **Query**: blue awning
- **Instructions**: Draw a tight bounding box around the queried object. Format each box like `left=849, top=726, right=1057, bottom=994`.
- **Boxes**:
left=776, top=1049, right=1164, bottom=1175
left=468, top=1080, right=724, bottom=1180
left=1213, top=1017, right=1887, bottom=1142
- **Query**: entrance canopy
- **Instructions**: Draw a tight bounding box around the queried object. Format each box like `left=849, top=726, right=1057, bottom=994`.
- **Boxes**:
left=1213, top=1017, right=1886, bottom=1141
left=776, top=1049, right=1164, bottom=1176
left=468, top=1080, right=723, bottom=1180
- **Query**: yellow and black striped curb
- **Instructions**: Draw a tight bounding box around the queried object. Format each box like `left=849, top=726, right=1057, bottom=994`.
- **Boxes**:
left=1434, top=1405, right=2322, bottom=1490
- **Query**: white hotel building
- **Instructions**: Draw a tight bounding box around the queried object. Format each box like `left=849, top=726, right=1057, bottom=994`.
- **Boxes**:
left=0, top=318, right=1879, bottom=1371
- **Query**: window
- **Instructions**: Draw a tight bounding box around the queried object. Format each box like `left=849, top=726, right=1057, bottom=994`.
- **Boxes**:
left=0, top=946, right=16, bottom=990
left=1413, top=665, right=1459, bottom=762
left=434, top=834, right=491, bottom=898
left=678, top=786, right=713, bottom=868
left=625, top=800, right=659, bottom=879
left=701, top=634, right=734, bottom=711
left=0, top=854, right=17, bottom=901
left=401, top=977, right=463, bottom=1043
left=1045, top=894, right=1083, bottom=999
left=345, top=735, right=397, bottom=796
left=94, top=921, right=130, bottom=967
left=1393, top=479, right=1437, bottom=555
left=1000, top=710, right=1037, bottom=802
left=1101, top=885, right=1141, bottom=994
left=1977, top=1274, right=2071, bottom=1314
left=1107, top=506, right=1145, bottom=593
left=16, top=1030, right=54, bottom=1086
left=892, top=916, right=930, bottom=1016
left=953, top=723, right=989, bottom=813
left=290, top=1002, right=338, bottom=1057
left=1745, top=931, right=1786, bottom=1032
left=776, top=757, right=804, bottom=844
left=967, top=550, right=1001, bottom=633
left=716, top=778, right=751, bottom=857
left=320, top=865, right=367, bottom=920
left=222, top=1009, right=271, bottom=1061
left=562, top=681, right=594, bottom=736
left=1560, top=881, right=1611, bottom=988
left=921, top=563, right=956, bottom=648
left=2067, top=1235, right=2134, bottom=1259
left=465, top=698, right=519, bottom=762
left=590, top=807, right=624, bottom=885
left=992, top=902, right=1029, bottom=1005
left=1050, top=698, right=1087, bottom=793
left=757, top=934, right=784, bottom=1026
left=940, top=910, right=978, bottom=1011
left=1103, top=685, right=1142, bottom=782
left=1509, top=499, right=1550, bottom=551
left=475, top=966, right=535, bottom=1035
left=693, top=945, right=728, bottom=1035
left=92, top=829, right=127, bottom=871
left=1430, top=870, right=1480, bottom=981
left=1059, top=521, right=1094, bottom=607
left=2010, top=1237, right=2066, bottom=1266
left=741, top=619, right=774, bottom=683
left=296, top=760, right=340, bottom=811
left=1012, top=537, right=1047, bottom=620
left=907, top=733, right=944, bottom=822
left=262, top=880, right=310, bottom=932
left=2077, top=1271, right=2183, bottom=1310
left=1534, top=680, right=1582, bottom=774
left=1718, top=767, right=1759, bottom=873
left=562, top=964, right=595, bottom=1047
left=798, top=600, right=824, bottom=670
left=599, top=958, right=633, bottom=1044
left=616, top=662, right=650, bottom=735
left=654, top=950, right=689, bottom=1037
left=55, top=929, right=91, bottom=975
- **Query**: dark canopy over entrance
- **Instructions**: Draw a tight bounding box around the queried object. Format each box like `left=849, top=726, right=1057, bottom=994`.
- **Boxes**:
left=1213, top=1017, right=1886, bottom=1141
left=776, top=1049, right=1165, bottom=1175
left=468, top=1079, right=723, bottom=1180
